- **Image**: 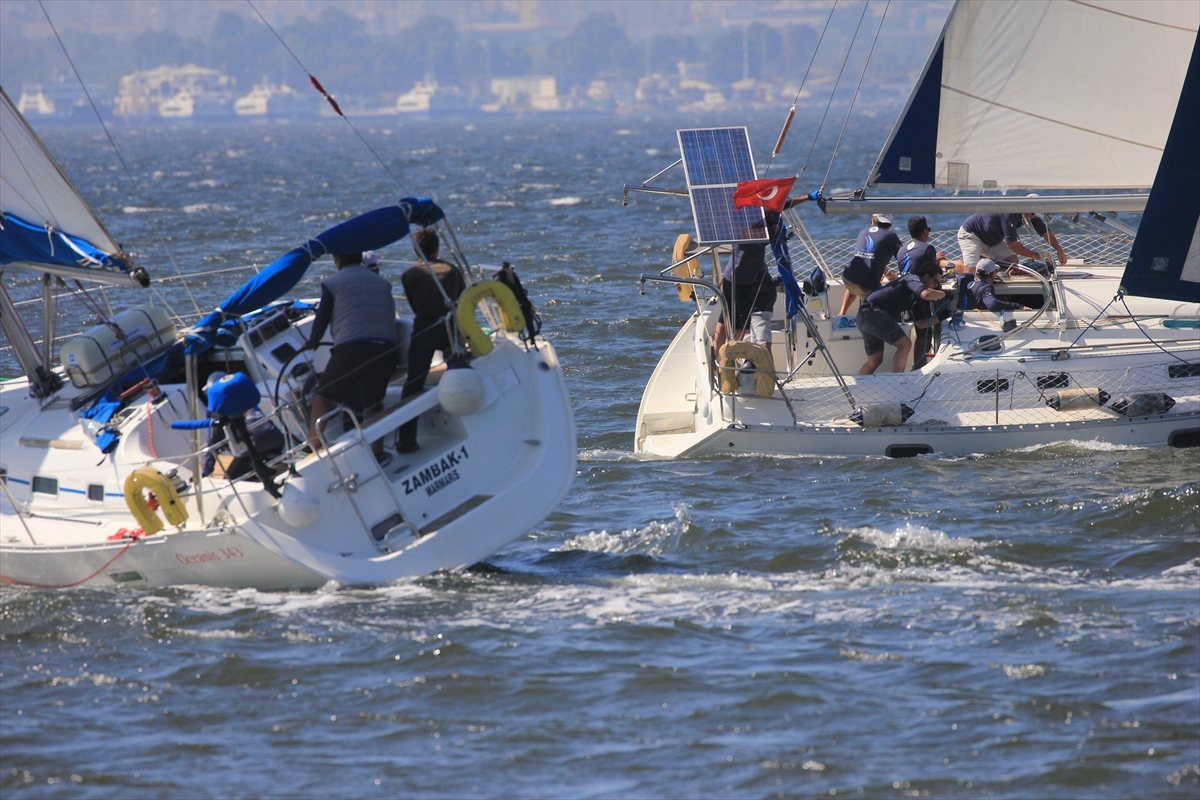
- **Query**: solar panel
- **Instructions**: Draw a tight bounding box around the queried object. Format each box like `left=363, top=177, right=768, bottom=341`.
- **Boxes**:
left=678, top=127, right=767, bottom=244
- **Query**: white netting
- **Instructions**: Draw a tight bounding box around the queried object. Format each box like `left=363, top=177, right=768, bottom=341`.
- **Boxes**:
left=802, top=230, right=1134, bottom=278
left=775, top=359, right=1199, bottom=428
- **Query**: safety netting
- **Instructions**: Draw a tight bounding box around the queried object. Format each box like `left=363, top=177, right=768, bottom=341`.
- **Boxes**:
left=771, top=359, right=1200, bottom=428
left=808, top=230, right=1134, bottom=278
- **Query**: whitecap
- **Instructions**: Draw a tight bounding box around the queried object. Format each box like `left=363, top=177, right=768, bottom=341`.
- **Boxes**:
left=485, top=201, right=516, bottom=207
left=848, top=523, right=984, bottom=555
left=548, top=197, right=582, bottom=206
left=122, top=206, right=165, bottom=214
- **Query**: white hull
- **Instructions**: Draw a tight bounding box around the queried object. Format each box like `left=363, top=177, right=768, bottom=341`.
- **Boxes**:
left=2, top=332, right=575, bottom=590
left=636, top=274, right=1200, bottom=459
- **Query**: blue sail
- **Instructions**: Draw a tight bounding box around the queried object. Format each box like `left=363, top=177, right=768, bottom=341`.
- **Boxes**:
left=188, top=199, right=443, bottom=353
left=1121, top=32, right=1200, bottom=304
left=867, top=37, right=944, bottom=187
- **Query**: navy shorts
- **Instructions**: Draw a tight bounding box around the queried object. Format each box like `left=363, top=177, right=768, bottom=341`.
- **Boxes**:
left=856, top=306, right=906, bottom=357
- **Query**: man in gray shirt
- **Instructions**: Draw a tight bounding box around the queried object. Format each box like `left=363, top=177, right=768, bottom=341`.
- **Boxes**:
left=305, top=252, right=399, bottom=446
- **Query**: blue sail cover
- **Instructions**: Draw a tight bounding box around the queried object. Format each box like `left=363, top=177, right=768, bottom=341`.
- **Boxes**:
left=188, top=199, right=443, bottom=352
left=0, top=212, right=131, bottom=271
left=1121, top=32, right=1200, bottom=305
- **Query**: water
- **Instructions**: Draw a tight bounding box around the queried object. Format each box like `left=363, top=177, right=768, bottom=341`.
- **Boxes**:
left=3, top=115, right=1198, bottom=798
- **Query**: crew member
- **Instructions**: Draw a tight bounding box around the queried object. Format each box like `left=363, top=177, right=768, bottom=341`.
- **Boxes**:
left=397, top=228, right=465, bottom=454
left=838, top=214, right=902, bottom=316
left=969, top=259, right=1031, bottom=312
left=956, top=212, right=1067, bottom=271
left=713, top=213, right=781, bottom=360
left=305, top=252, right=399, bottom=447
left=855, top=261, right=946, bottom=375
left=902, top=216, right=953, bottom=368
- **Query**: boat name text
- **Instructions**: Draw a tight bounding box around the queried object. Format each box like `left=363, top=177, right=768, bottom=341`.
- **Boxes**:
left=176, top=546, right=244, bottom=566
left=403, top=446, right=468, bottom=497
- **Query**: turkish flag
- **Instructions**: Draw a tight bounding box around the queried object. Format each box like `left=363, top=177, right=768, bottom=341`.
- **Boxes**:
left=732, top=177, right=796, bottom=213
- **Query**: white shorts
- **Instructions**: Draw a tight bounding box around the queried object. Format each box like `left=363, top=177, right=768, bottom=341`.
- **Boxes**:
left=957, top=227, right=1014, bottom=268
left=748, top=311, right=772, bottom=346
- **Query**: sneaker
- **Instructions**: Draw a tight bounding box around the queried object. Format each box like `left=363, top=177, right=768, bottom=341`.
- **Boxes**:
left=375, top=452, right=394, bottom=468
left=396, top=441, right=420, bottom=454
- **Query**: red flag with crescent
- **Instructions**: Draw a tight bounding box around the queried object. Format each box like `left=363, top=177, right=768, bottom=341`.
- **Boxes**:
left=732, top=177, right=796, bottom=213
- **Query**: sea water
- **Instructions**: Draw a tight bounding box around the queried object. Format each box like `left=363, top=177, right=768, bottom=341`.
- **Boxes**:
left=2, top=115, right=1198, bottom=798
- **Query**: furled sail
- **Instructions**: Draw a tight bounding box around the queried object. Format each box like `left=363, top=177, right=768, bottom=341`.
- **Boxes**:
left=0, top=86, right=139, bottom=284
left=868, top=1, right=1200, bottom=191
left=1120, top=32, right=1200, bottom=305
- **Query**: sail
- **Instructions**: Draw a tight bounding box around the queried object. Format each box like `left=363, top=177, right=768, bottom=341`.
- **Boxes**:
left=1120, top=32, right=1200, bottom=305
left=869, top=1, right=1200, bottom=190
left=187, top=199, right=444, bottom=354
left=0, top=86, right=133, bottom=279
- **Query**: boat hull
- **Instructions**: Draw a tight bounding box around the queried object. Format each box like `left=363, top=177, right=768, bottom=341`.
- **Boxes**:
left=635, top=278, right=1200, bottom=459
left=1, top=334, right=576, bottom=590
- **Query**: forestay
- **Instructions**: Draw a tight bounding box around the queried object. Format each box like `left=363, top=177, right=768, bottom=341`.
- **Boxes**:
left=0, top=87, right=131, bottom=277
left=869, top=0, right=1200, bottom=191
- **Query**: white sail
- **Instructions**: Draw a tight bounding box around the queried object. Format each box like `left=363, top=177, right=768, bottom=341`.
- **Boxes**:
left=869, top=0, right=1199, bottom=191
left=0, top=86, right=124, bottom=260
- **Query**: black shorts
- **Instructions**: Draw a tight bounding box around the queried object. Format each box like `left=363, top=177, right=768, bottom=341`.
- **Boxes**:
left=856, top=306, right=906, bottom=357
left=317, top=340, right=398, bottom=411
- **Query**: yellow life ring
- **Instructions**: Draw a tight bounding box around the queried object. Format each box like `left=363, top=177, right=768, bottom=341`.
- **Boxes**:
left=672, top=233, right=702, bottom=302
left=456, top=280, right=526, bottom=357
left=718, top=341, right=776, bottom=398
left=123, top=467, right=188, bottom=535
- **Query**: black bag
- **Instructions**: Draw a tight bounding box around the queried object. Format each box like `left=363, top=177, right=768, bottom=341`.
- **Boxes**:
left=496, top=261, right=541, bottom=341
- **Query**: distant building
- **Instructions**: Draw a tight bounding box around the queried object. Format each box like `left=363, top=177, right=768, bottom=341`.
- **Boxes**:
left=116, top=65, right=235, bottom=118
left=486, top=76, right=559, bottom=112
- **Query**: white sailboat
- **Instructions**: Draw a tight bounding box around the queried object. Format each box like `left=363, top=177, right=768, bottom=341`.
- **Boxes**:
left=0, top=87, right=576, bottom=589
left=626, top=0, right=1199, bottom=458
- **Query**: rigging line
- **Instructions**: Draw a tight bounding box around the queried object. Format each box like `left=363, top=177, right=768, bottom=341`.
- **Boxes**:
left=36, top=0, right=201, bottom=316
left=1118, top=295, right=1197, bottom=366
left=800, top=0, right=870, bottom=177
left=821, top=0, right=891, bottom=194
left=764, top=0, right=838, bottom=178
left=245, top=0, right=410, bottom=196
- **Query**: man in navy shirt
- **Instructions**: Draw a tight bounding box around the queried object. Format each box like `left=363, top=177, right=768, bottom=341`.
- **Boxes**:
left=956, top=212, right=1067, bottom=271
left=838, top=214, right=902, bottom=316
left=969, top=259, right=1030, bottom=312
left=855, top=260, right=946, bottom=375
left=900, top=216, right=950, bottom=275
left=901, top=216, right=953, bottom=368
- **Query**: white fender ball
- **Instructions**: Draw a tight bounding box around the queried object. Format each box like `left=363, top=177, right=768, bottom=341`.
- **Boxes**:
left=437, top=366, right=487, bottom=416
left=277, top=477, right=321, bottom=528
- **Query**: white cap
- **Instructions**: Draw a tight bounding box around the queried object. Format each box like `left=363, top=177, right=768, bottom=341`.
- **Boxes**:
left=203, top=371, right=227, bottom=392
left=871, top=214, right=891, bottom=225
left=362, top=250, right=379, bottom=269
left=975, top=258, right=1000, bottom=275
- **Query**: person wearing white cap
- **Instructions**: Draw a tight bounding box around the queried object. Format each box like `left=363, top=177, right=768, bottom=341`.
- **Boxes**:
left=837, top=214, right=903, bottom=316
left=968, top=259, right=1030, bottom=313
left=362, top=251, right=380, bottom=273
